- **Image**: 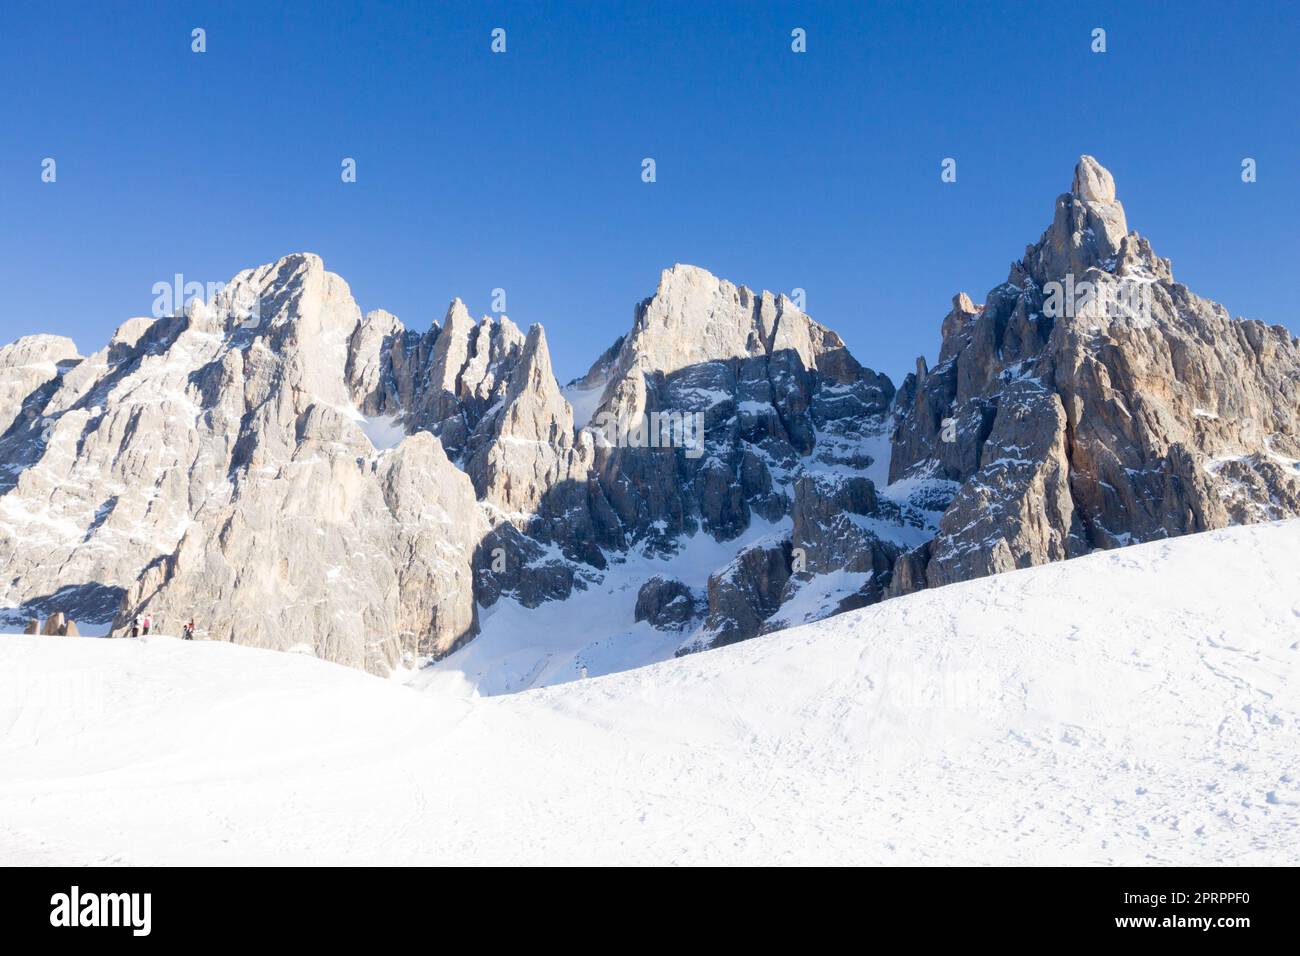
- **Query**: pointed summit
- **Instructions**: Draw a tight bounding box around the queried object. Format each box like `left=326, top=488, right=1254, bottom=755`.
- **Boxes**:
left=1014, top=155, right=1131, bottom=285
left=1071, top=155, right=1117, bottom=203
left=465, top=321, right=594, bottom=522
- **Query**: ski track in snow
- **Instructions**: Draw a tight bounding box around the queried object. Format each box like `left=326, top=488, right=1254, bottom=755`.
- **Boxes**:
left=1, top=521, right=1298, bottom=865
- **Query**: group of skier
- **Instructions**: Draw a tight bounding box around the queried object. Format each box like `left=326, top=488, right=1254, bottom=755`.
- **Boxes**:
left=127, top=614, right=197, bottom=640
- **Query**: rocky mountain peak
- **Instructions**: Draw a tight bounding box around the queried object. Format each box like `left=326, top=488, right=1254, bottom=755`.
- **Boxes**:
left=611, top=263, right=858, bottom=393
left=443, top=297, right=474, bottom=331
left=0, top=335, right=82, bottom=436
left=619, top=264, right=766, bottom=379
left=511, top=323, right=557, bottom=398
left=464, top=321, right=592, bottom=519
left=109, top=317, right=155, bottom=350
left=938, top=292, right=980, bottom=362
left=1014, top=155, right=1133, bottom=288
left=891, top=154, right=1300, bottom=595
left=1071, top=154, right=1117, bottom=203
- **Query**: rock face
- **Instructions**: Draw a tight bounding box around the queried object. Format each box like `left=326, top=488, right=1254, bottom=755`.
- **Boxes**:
left=687, top=536, right=792, bottom=650
left=41, top=613, right=66, bottom=636
left=584, top=265, right=896, bottom=552
left=2, top=156, right=1297, bottom=671
left=1, top=255, right=486, bottom=673
left=781, top=473, right=909, bottom=612
left=1, top=253, right=907, bottom=665
left=463, top=324, right=608, bottom=560
left=890, top=156, right=1300, bottom=592
left=572, top=264, right=910, bottom=650
left=0, top=335, right=82, bottom=438
left=474, top=262, right=903, bottom=627
left=346, top=300, right=529, bottom=463
left=634, top=576, right=699, bottom=630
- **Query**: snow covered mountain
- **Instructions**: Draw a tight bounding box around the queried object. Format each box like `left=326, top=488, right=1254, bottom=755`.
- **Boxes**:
left=2, top=520, right=1297, bottom=865
left=2, top=156, right=1298, bottom=685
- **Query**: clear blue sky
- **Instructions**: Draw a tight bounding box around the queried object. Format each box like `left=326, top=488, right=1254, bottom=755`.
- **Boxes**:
left=2, top=0, right=1296, bottom=385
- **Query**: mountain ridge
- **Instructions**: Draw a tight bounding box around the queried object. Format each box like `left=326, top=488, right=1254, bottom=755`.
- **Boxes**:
left=3, top=156, right=1298, bottom=681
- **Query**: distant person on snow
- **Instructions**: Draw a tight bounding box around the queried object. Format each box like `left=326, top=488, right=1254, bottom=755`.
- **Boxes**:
left=142, top=615, right=151, bottom=637
left=130, top=615, right=140, bottom=639
left=183, top=618, right=195, bottom=641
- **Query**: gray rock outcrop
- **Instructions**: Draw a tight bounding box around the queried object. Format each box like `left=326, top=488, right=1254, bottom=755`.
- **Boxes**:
left=634, top=576, right=699, bottom=629
left=686, top=536, right=792, bottom=650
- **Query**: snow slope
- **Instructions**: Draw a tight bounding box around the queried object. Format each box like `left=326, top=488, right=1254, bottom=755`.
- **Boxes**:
left=2, top=521, right=1298, bottom=865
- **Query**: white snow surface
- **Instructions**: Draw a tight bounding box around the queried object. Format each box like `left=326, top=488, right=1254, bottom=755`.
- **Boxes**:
left=338, top=406, right=407, bottom=451
left=559, top=381, right=605, bottom=431
left=2, top=520, right=1298, bottom=865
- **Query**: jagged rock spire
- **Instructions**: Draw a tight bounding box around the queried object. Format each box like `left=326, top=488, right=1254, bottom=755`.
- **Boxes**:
left=465, top=322, right=592, bottom=518
left=1072, top=155, right=1116, bottom=202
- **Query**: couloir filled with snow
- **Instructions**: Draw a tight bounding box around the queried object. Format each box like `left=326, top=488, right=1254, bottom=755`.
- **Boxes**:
left=2, top=521, right=1297, bottom=865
